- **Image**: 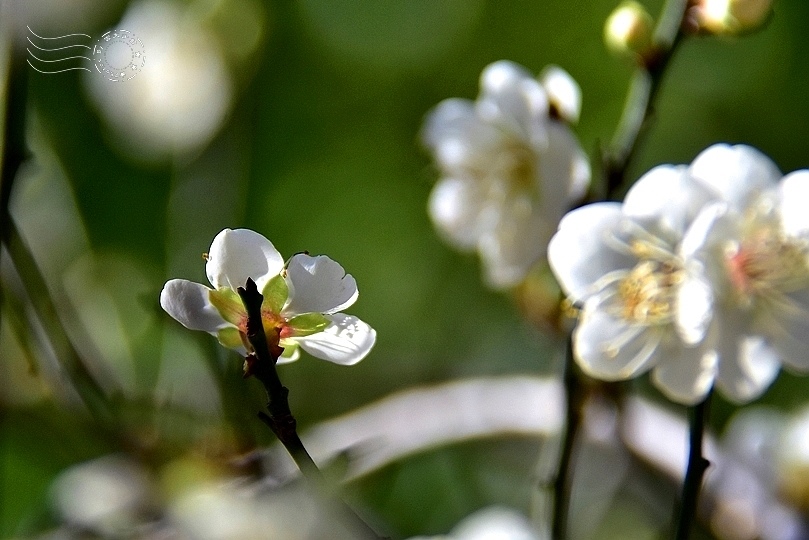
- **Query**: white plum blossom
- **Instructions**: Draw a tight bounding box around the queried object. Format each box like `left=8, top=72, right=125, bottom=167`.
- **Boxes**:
left=422, top=60, right=590, bottom=288
left=550, top=143, right=809, bottom=405
left=85, top=0, right=233, bottom=160
left=548, top=162, right=718, bottom=405
left=681, top=144, right=809, bottom=402
left=160, top=229, right=376, bottom=366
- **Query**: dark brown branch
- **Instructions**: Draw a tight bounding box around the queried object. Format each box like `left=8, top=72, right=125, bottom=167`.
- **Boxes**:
left=599, top=0, right=690, bottom=199
left=673, top=392, right=712, bottom=540
left=551, top=334, right=584, bottom=540
left=236, top=278, right=385, bottom=539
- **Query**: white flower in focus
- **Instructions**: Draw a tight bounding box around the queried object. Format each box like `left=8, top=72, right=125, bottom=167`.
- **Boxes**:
left=681, top=144, right=809, bottom=402
left=85, top=0, right=232, bottom=160
left=422, top=60, right=590, bottom=288
left=160, top=229, right=376, bottom=365
left=549, top=164, right=717, bottom=404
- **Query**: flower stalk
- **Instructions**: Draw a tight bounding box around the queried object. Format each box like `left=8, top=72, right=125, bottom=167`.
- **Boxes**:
left=236, top=277, right=320, bottom=477
left=674, top=391, right=712, bottom=540
left=237, top=277, right=385, bottom=540
left=551, top=334, right=584, bottom=540
left=601, top=0, right=689, bottom=198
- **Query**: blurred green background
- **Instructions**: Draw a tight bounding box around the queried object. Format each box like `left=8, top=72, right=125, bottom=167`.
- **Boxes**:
left=3, top=0, right=809, bottom=537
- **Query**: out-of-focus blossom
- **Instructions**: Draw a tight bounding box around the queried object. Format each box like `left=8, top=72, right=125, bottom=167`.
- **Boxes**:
left=705, top=407, right=809, bottom=540
left=50, top=455, right=156, bottom=537
left=682, top=144, right=809, bottom=402
left=85, top=0, right=232, bottom=160
left=422, top=60, right=590, bottom=288
left=548, top=163, right=716, bottom=405
left=689, top=0, right=774, bottom=35
left=604, top=1, right=655, bottom=60
left=776, top=406, right=809, bottom=510
left=408, top=506, right=538, bottom=540
left=160, top=228, right=376, bottom=365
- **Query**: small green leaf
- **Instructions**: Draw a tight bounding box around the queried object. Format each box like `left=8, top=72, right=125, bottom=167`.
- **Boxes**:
left=217, top=326, right=244, bottom=350
left=262, top=274, right=289, bottom=314
left=287, top=313, right=330, bottom=337
left=209, top=289, right=244, bottom=325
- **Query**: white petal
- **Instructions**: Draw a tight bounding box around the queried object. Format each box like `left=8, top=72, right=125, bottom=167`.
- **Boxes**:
left=428, top=177, right=487, bottom=250
left=768, top=289, right=809, bottom=371
left=478, top=196, right=548, bottom=288
left=570, top=149, right=591, bottom=202
left=623, top=165, right=716, bottom=238
left=676, top=271, right=713, bottom=345
left=779, top=170, right=809, bottom=238
left=574, top=304, right=660, bottom=380
left=538, top=123, right=590, bottom=214
left=294, top=314, right=376, bottom=366
left=422, top=99, right=500, bottom=170
left=652, top=346, right=717, bottom=405
left=714, top=315, right=781, bottom=403
left=478, top=61, right=548, bottom=141
left=688, top=144, right=781, bottom=210
left=548, top=203, right=635, bottom=303
left=160, top=279, right=230, bottom=333
left=283, top=254, right=358, bottom=316
left=205, top=229, right=284, bottom=291
left=540, top=65, right=581, bottom=123
left=680, top=202, right=739, bottom=281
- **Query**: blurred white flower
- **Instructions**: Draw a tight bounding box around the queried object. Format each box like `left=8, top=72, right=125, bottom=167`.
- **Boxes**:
left=682, top=144, right=809, bottom=402
left=706, top=407, right=808, bottom=540
left=422, top=60, right=590, bottom=288
left=408, top=506, right=538, bottom=540
left=85, top=0, right=232, bottom=160
left=50, top=455, right=155, bottom=537
left=160, top=228, right=376, bottom=365
left=548, top=163, right=717, bottom=404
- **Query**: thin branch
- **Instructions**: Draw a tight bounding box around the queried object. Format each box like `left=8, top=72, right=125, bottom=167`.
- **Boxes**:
left=236, top=278, right=385, bottom=539
left=4, top=220, right=115, bottom=424
left=674, top=391, right=712, bottom=540
left=551, top=334, right=584, bottom=540
left=601, top=0, right=690, bottom=198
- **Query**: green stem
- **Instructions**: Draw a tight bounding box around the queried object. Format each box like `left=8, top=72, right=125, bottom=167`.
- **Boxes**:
left=4, top=220, right=114, bottom=424
left=0, top=4, right=28, bottom=340
left=551, top=334, right=584, bottom=540
left=674, top=391, right=712, bottom=540
left=236, top=278, right=385, bottom=539
left=601, top=0, right=689, bottom=198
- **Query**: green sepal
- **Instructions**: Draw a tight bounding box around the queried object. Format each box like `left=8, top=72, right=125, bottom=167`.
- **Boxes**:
left=209, top=288, right=244, bottom=325
left=217, top=326, right=244, bottom=350
left=262, top=274, right=289, bottom=314
left=278, top=342, right=299, bottom=361
left=287, top=312, right=330, bottom=337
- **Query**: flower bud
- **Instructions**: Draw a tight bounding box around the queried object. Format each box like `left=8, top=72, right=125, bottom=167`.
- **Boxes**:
left=690, top=0, right=774, bottom=35
left=604, top=1, right=654, bottom=60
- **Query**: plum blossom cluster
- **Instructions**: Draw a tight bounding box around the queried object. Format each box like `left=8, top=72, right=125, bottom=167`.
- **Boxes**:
left=422, top=60, right=590, bottom=288
left=160, top=228, right=376, bottom=366
left=549, top=144, right=809, bottom=405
